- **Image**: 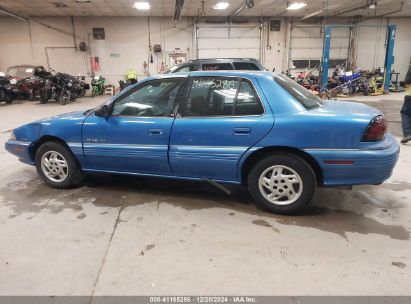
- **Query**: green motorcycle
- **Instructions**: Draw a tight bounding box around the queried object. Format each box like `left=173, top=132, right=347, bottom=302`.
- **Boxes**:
left=91, top=74, right=106, bottom=97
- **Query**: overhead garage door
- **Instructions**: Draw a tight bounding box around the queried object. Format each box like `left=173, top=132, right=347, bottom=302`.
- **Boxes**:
left=290, top=24, right=350, bottom=69
left=196, top=23, right=261, bottom=60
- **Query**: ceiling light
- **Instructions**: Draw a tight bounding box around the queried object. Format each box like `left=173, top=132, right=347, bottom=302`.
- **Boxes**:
left=301, top=9, right=323, bottom=20
left=287, top=2, right=307, bottom=10
left=213, top=2, right=230, bottom=10
left=368, top=0, right=377, bottom=9
left=133, top=2, right=150, bottom=10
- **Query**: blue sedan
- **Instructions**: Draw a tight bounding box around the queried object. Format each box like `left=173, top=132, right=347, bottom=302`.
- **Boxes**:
left=5, top=71, right=400, bottom=214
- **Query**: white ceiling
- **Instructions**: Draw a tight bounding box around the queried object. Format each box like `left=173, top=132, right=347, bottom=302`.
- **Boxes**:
left=0, top=0, right=409, bottom=17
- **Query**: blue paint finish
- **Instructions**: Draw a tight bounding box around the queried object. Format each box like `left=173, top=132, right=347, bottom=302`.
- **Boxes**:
left=5, top=71, right=400, bottom=188
left=306, top=132, right=399, bottom=186
left=169, top=74, right=274, bottom=181
left=321, top=24, right=397, bottom=93
left=384, top=25, right=396, bottom=92
left=5, top=140, right=34, bottom=165
left=82, top=115, right=175, bottom=174
left=320, top=25, right=332, bottom=92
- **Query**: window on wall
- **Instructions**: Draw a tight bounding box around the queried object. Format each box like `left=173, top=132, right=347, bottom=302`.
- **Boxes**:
left=182, top=77, right=263, bottom=117
left=112, top=78, right=182, bottom=116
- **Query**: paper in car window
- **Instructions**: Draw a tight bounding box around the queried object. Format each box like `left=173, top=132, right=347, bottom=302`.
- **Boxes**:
left=25, top=68, right=33, bottom=73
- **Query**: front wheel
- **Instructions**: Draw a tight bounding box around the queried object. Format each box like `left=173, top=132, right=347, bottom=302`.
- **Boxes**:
left=35, top=141, right=84, bottom=189
left=248, top=153, right=316, bottom=215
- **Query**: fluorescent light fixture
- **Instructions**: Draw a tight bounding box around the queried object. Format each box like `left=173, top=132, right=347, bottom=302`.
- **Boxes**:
left=287, top=2, right=307, bottom=10
left=213, top=2, right=230, bottom=10
left=369, top=3, right=376, bottom=8
left=301, top=8, right=323, bottom=20
left=133, top=2, right=150, bottom=10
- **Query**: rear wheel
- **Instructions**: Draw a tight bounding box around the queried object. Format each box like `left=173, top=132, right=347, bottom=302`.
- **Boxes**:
left=248, top=153, right=316, bottom=215
left=35, top=141, right=84, bottom=188
left=40, top=88, right=49, bottom=104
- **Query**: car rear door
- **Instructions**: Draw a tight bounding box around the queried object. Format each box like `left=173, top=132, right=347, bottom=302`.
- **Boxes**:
left=82, top=76, right=186, bottom=175
left=168, top=74, right=274, bottom=182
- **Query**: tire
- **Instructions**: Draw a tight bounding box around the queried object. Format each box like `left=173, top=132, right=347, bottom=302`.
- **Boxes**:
left=362, top=86, right=370, bottom=96
left=248, top=153, right=316, bottom=215
left=4, top=93, right=13, bottom=104
left=40, top=89, right=50, bottom=104
left=35, top=141, right=84, bottom=189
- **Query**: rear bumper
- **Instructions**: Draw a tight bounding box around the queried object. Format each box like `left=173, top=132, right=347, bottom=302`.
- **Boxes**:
left=5, top=140, right=34, bottom=165
left=305, top=133, right=400, bottom=187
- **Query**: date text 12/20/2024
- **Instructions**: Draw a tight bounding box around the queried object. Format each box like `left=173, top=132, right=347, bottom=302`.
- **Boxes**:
left=149, top=296, right=257, bottom=303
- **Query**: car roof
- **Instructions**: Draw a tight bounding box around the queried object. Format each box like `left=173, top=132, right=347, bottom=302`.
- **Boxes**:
left=151, top=70, right=276, bottom=81
left=186, top=58, right=261, bottom=63
left=7, top=65, right=37, bottom=69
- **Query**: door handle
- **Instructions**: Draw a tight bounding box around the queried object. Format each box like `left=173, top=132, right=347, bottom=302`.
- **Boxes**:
left=233, top=127, right=251, bottom=135
left=149, top=129, right=164, bottom=136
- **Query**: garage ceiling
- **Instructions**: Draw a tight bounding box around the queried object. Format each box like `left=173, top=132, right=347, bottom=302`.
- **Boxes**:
left=0, top=0, right=409, bottom=17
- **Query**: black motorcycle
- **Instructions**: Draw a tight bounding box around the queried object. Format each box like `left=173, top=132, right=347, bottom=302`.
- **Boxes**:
left=0, top=75, right=13, bottom=104
left=40, top=73, right=73, bottom=105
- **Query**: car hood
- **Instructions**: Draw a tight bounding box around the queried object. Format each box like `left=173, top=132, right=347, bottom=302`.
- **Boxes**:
left=35, top=110, right=87, bottom=123
left=312, top=100, right=382, bottom=118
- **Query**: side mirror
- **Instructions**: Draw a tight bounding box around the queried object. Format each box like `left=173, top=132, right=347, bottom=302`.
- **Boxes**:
left=94, top=104, right=109, bottom=117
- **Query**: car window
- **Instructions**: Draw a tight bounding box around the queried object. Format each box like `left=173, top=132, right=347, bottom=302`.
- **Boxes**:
left=111, top=78, right=182, bottom=117
left=182, top=77, right=263, bottom=117
left=233, top=62, right=260, bottom=70
left=7, top=66, right=35, bottom=78
left=201, top=63, right=233, bottom=71
left=235, top=80, right=264, bottom=115
left=274, top=74, right=323, bottom=109
left=175, top=64, right=196, bottom=73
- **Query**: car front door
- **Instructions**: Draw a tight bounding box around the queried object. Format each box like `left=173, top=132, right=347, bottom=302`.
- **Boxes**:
left=82, top=76, right=186, bottom=175
left=169, top=75, right=274, bottom=182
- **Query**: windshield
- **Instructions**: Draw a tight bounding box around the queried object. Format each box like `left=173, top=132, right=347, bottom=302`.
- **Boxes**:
left=7, top=66, right=35, bottom=79
left=274, top=74, right=323, bottom=110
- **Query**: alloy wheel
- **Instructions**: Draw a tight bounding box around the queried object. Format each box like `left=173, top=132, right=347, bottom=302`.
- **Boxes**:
left=40, top=151, right=69, bottom=183
left=258, top=165, right=303, bottom=205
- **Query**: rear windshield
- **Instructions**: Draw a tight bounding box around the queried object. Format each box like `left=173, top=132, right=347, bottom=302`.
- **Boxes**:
left=201, top=63, right=233, bottom=71
left=233, top=62, right=261, bottom=70
left=274, top=74, right=323, bottom=109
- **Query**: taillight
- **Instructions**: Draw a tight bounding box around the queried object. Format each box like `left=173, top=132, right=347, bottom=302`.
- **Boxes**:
left=361, top=116, right=388, bottom=142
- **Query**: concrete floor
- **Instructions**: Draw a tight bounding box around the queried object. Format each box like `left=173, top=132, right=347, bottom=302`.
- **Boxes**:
left=0, top=94, right=410, bottom=295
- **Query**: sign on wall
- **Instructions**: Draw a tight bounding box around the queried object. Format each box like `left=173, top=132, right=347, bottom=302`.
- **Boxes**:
left=91, top=57, right=100, bottom=72
left=93, top=28, right=105, bottom=40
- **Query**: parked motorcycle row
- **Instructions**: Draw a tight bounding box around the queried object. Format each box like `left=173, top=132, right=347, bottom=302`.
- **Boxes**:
left=283, top=66, right=405, bottom=99
left=0, top=65, right=106, bottom=105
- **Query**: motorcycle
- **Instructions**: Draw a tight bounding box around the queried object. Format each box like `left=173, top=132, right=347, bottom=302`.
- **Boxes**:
left=76, top=76, right=90, bottom=97
left=325, top=67, right=368, bottom=97
left=40, top=73, right=74, bottom=105
left=0, top=73, right=13, bottom=104
left=91, top=74, right=106, bottom=96
left=8, top=66, right=50, bottom=100
left=59, top=73, right=90, bottom=98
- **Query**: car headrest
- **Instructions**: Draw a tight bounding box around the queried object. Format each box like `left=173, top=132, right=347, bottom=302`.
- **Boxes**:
left=190, top=95, right=207, bottom=115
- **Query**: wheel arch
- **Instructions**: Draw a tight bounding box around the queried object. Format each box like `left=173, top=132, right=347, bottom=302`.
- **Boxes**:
left=30, top=135, right=81, bottom=168
left=240, top=146, right=323, bottom=185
